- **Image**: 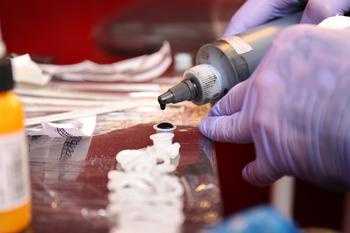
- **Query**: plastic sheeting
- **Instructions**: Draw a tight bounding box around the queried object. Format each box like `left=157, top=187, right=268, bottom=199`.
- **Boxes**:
left=28, top=124, right=222, bottom=233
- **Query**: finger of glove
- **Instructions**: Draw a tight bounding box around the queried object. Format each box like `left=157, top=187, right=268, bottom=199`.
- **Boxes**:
left=200, top=112, right=252, bottom=143
left=224, top=0, right=276, bottom=36
left=242, top=159, right=283, bottom=187
left=209, top=79, right=250, bottom=117
left=301, top=0, right=348, bottom=24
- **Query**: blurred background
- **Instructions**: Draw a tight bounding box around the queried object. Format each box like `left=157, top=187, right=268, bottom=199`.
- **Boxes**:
left=0, top=0, right=244, bottom=64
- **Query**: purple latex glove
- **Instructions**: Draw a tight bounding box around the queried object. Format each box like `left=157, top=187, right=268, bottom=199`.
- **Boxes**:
left=225, top=0, right=350, bottom=36
left=200, top=25, right=350, bottom=189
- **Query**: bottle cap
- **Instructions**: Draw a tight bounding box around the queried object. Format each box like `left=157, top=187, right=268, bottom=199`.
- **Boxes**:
left=0, top=58, right=14, bottom=91
left=183, top=64, right=222, bottom=105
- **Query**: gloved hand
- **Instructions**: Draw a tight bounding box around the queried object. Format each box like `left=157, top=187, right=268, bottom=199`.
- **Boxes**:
left=225, top=0, right=350, bottom=35
left=200, top=25, right=350, bottom=189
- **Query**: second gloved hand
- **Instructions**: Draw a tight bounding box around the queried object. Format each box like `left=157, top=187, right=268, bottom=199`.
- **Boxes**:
left=200, top=25, right=350, bottom=189
left=225, top=0, right=350, bottom=35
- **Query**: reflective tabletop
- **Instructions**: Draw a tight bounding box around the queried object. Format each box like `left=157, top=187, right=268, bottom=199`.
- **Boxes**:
left=28, top=122, right=221, bottom=233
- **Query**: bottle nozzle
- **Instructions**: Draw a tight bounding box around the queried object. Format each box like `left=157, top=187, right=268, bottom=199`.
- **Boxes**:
left=157, top=79, right=198, bottom=110
left=158, top=91, right=175, bottom=110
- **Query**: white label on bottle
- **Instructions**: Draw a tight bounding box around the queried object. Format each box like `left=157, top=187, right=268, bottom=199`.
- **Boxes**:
left=0, top=130, right=30, bottom=212
left=222, top=36, right=253, bottom=55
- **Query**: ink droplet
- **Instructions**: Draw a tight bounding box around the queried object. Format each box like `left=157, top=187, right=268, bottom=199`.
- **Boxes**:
left=158, top=96, right=166, bottom=110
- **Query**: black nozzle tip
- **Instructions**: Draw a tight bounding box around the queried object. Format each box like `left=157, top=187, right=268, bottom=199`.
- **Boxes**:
left=158, top=96, right=166, bottom=110
left=158, top=90, right=175, bottom=110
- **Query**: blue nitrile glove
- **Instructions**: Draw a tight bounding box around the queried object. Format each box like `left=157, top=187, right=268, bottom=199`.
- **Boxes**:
left=202, top=206, right=299, bottom=233
left=225, top=0, right=350, bottom=36
left=200, top=25, right=350, bottom=189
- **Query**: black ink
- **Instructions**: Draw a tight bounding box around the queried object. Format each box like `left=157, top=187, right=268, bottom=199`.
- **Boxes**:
left=157, top=122, right=174, bottom=129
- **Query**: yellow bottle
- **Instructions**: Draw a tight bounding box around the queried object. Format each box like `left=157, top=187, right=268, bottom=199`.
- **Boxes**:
left=0, top=59, right=31, bottom=232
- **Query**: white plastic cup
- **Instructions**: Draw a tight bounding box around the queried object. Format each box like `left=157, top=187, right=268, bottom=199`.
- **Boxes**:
left=153, top=122, right=176, bottom=134
left=149, top=133, right=174, bottom=151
